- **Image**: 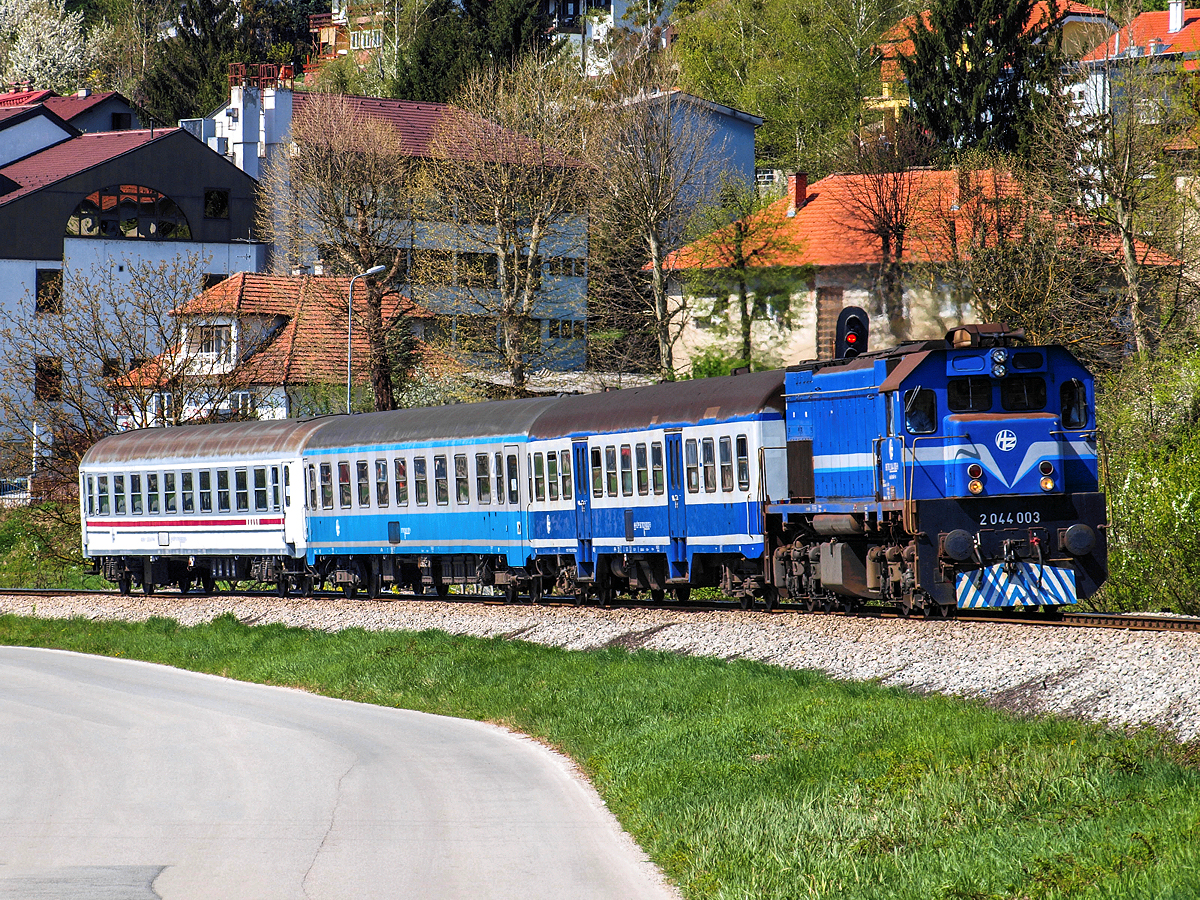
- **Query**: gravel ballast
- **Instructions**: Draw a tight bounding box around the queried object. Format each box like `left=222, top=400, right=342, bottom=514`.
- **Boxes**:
left=4, top=592, right=1199, bottom=743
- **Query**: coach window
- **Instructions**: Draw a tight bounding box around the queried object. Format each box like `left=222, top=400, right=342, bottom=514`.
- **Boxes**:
left=455, top=454, right=469, bottom=505
left=414, top=457, right=429, bottom=505
left=547, top=451, right=559, bottom=501
left=1002, top=375, right=1046, bottom=412
left=337, top=462, right=352, bottom=508
left=618, top=444, right=632, bottom=496
left=494, top=451, right=505, bottom=504
left=527, top=454, right=535, bottom=501
left=145, top=473, right=159, bottom=514
left=356, top=461, right=370, bottom=507
left=1061, top=379, right=1088, bottom=429
left=434, top=455, right=449, bottom=505
left=98, top=476, right=110, bottom=515
left=128, top=473, right=142, bottom=514
left=233, top=469, right=248, bottom=512
left=590, top=447, right=603, bottom=498
left=217, top=470, right=231, bottom=513
left=273, top=467, right=283, bottom=510
left=948, top=376, right=992, bottom=412
left=702, top=438, right=717, bottom=492
left=736, top=435, right=751, bottom=491
left=306, top=466, right=316, bottom=509
left=254, top=467, right=269, bottom=512
left=533, top=453, right=546, bottom=502
left=162, top=472, right=175, bottom=514
left=375, top=460, right=389, bottom=507
left=904, top=388, right=937, bottom=434
left=560, top=450, right=572, bottom=501
left=319, top=463, right=333, bottom=509
left=183, top=472, right=195, bottom=512
left=506, top=454, right=520, bottom=504
left=476, top=454, right=491, bottom=504
left=651, top=443, right=664, bottom=495
left=85, top=476, right=95, bottom=515
left=685, top=439, right=700, bottom=493
left=634, top=444, right=648, bottom=495
left=605, top=446, right=618, bottom=497
left=394, top=458, right=409, bottom=506
left=719, top=437, right=734, bottom=492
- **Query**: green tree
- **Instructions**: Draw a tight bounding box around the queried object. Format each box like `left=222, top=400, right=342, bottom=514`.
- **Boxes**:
left=137, top=0, right=254, bottom=124
left=899, top=0, right=1066, bottom=156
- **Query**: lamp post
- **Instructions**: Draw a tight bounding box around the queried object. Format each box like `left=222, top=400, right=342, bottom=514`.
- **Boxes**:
left=347, top=265, right=387, bottom=414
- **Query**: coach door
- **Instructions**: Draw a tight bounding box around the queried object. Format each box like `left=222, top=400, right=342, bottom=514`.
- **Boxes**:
left=503, top=444, right=526, bottom=565
left=665, top=431, right=687, bottom=577
left=571, top=440, right=594, bottom=576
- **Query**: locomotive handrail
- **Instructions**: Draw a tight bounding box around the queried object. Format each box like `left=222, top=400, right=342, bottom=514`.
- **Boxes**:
left=784, top=387, right=879, bottom=400
left=904, top=434, right=973, bottom=533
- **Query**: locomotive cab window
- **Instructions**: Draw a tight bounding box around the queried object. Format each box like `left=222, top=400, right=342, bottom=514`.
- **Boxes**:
left=947, top=377, right=992, bottom=412
left=1001, top=375, right=1046, bottom=411
left=904, top=388, right=937, bottom=434
left=1061, top=379, right=1089, bottom=429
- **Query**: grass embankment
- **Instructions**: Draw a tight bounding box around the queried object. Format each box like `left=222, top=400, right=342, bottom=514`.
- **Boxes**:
left=3, top=614, right=1199, bottom=899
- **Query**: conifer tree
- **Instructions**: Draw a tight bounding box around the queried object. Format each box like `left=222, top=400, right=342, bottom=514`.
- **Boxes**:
left=898, top=0, right=1065, bottom=156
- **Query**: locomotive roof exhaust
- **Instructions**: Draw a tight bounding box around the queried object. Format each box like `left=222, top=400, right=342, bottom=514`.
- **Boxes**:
left=945, top=323, right=1027, bottom=349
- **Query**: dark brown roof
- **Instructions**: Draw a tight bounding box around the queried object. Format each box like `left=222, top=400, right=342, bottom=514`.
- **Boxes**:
left=0, top=127, right=175, bottom=205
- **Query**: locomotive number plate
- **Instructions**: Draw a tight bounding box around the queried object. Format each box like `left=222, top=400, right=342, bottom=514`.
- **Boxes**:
left=978, top=511, right=1041, bottom=526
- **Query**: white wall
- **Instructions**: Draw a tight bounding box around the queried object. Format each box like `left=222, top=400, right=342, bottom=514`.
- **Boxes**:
left=0, top=115, right=72, bottom=167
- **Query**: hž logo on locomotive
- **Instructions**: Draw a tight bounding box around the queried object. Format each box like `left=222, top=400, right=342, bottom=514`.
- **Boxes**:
left=994, top=430, right=1018, bottom=452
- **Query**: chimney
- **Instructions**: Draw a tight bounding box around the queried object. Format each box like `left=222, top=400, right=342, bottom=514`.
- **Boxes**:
left=787, top=172, right=808, bottom=216
left=1170, top=0, right=1184, bottom=34
left=76, top=88, right=91, bottom=97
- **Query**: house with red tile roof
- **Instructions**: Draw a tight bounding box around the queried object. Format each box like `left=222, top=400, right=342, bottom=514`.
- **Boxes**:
left=665, top=167, right=1173, bottom=372
left=114, top=272, right=434, bottom=428
left=0, top=86, right=145, bottom=132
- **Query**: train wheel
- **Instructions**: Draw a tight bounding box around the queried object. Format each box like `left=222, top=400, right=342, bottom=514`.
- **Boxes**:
left=673, top=586, right=691, bottom=604
left=739, top=593, right=752, bottom=610
left=761, top=586, right=779, bottom=613
left=178, top=575, right=191, bottom=595
left=117, top=573, right=132, bottom=596
left=300, top=575, right=314, bottom=598
left=573, top=586, right=588, bottom=607
left=529, top=577, right=543, bottom=605
left=650, top=589, right=665, bottom=603
left=276, top=576, right=288, bottom=598
left=201, top=574, right=216, bottom=595
left=365, top=570, right=381, bottom=601
left=142, top=579, right=155, bottom=596
left=596, top=584, right=613, bottom=609
left=504, top=583, right=518, bottom=605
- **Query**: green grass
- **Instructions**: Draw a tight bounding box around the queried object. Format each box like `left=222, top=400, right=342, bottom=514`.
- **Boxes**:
left=2, top=613, right=1199, bottom=899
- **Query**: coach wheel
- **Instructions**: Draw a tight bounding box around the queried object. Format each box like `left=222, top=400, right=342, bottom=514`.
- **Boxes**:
left=117, top=573, right=132, bottom=595
left=365, top=569, right=381, bottom=600
left=672, top=586, right=691, bottom=604
left=504, top=583, right=518, bottom=605
left=300, top=575, right=314, bottom=597
left=596, top=583, right=613, bottom=609
left=528, top=577, right=543, bottom=605
left=143, top=579, right=155, bottom=596
left=201, top=573, right=216, bottom=595
left=650, top=589, right=665, bottom=603
left=343, top=582, right=358, bottom=600
left=276, top=576, right=288, bottom=598
left=739, top=593, right=752, bottom=610
left=434, top=579, right=450, bottom=598
left=178, top=575, right=191, bottom=595
left=573, top=585, right=588, bottom=607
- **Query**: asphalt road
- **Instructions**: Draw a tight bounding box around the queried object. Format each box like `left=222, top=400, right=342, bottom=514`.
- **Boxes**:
left=0, top=647, right=679, bottom=899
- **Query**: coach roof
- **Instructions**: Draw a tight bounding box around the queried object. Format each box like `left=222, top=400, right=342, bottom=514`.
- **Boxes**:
left=530, top=370, right=785, bottom=439
left=80, top=418, right=334, bottom=467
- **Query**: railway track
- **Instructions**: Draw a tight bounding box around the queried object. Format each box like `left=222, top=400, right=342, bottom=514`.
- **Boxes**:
left=4, top=588, right=1200, bottom=634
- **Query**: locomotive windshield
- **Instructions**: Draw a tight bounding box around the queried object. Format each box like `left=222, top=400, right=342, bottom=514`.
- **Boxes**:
left=1061, top=379, right=1089, bottom=428
left=947, top=377, right=992, bottom=412
left=1000, top=375, right=1046, bottom=411
left=904, top=388, right=937, bottom=433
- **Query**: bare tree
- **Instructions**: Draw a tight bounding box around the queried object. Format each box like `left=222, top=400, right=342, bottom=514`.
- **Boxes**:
left=425, top=50, right=591, bottom=395
left=257, top=92, right=417, bottom=410
left=676, top=173, right=810, bottom=368
left=0, top=252, right=248, bottom=492
left=838, top=121, right=938, bottom=341
left=588, top=53, right=727, bottom=379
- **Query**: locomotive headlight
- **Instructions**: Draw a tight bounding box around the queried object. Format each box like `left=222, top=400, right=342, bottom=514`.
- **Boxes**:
left=967, top=463, right=983, bottom=479
left=1040, top=476, right=1056, bottom=492
left=1039, top=460, right=1055, bottom=476
left=991, top=348, right=1009, bottom=363
left=991, top=363, right=1007, bottom=378
left=968, top=479, right=984, bottom=494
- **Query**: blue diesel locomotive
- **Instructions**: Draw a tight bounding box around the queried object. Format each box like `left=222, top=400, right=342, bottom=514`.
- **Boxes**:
left=79, top=322, right=1106, bottom=615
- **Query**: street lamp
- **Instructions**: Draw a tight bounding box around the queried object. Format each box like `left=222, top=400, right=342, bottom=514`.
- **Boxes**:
left=348, top=265, right=387, bottom=413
